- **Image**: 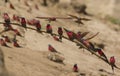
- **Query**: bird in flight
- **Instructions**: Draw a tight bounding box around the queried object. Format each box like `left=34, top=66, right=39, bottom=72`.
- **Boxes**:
left=68, top=14, right=91, bottom=25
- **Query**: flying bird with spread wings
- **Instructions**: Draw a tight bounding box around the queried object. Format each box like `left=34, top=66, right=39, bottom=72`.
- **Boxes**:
left=68, top=14, right=91, bottom=25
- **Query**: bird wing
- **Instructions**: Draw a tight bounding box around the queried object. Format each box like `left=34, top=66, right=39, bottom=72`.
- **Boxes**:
left=54, top=17, right=72, bottom=19
left=80, top=18, right=91, bottom=21
left=81, top=32, right=89, bottom=38
left=36, top=17, right=50, bottom=19
left=67, top=14, right=78, bottom=19
left=85, top=32, right=99, bottom=40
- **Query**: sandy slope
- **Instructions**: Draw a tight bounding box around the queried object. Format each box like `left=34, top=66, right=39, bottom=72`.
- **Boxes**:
left=0, top=0, right=120, bottom=76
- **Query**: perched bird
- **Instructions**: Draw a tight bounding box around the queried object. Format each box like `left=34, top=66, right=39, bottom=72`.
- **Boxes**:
left=73, top=64, right=78, bottom=72
left=57, top=27, right=63, bottom=40
left=48, top=44, right=57, bottom=53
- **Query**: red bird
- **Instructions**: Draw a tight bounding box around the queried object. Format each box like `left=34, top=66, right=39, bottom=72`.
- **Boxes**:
left=13, top=14, right=20, bottom=22
left=12, top=29, right=21, bottom=36
left=53, top=36, right=59, bottom=41
left=110, top=56, right=115, bottom=73
left=3, top=23, right=13, bottom=30
left=21, top=17, right=27, bottom=30
left=73, top=64, right=78, bottom=72
left=13, top=40, right=20, bottom=47
left=4, top=36, right=10, bottom=42
left=34, top=20, right=41, bottom=31
left=58, top=27, right=63, bottom=40
left=0, top=39, right=7, bottom=46
left=76, top=32, right=82, bottom=40
left=48, top=44, right=57, bottom=53
left=12, top=35, right=20, bottom=47
left=95, top=48, right=108, bottom=62
left=3, top=13, right=9, bottom=20
left=46, top=24, right=52, bottom=35
left=64, top=28, right=76, bottom=41
left=2, top=35, right=11, bottom=43
left=3, top=13, right=10, bottom=25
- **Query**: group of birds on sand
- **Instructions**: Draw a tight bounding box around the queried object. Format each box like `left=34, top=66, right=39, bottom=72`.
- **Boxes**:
left=1, top=0, right=120, bottom=74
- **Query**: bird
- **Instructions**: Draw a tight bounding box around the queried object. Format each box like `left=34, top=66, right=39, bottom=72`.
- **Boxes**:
left=68, top=14, right=91, bottom=25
